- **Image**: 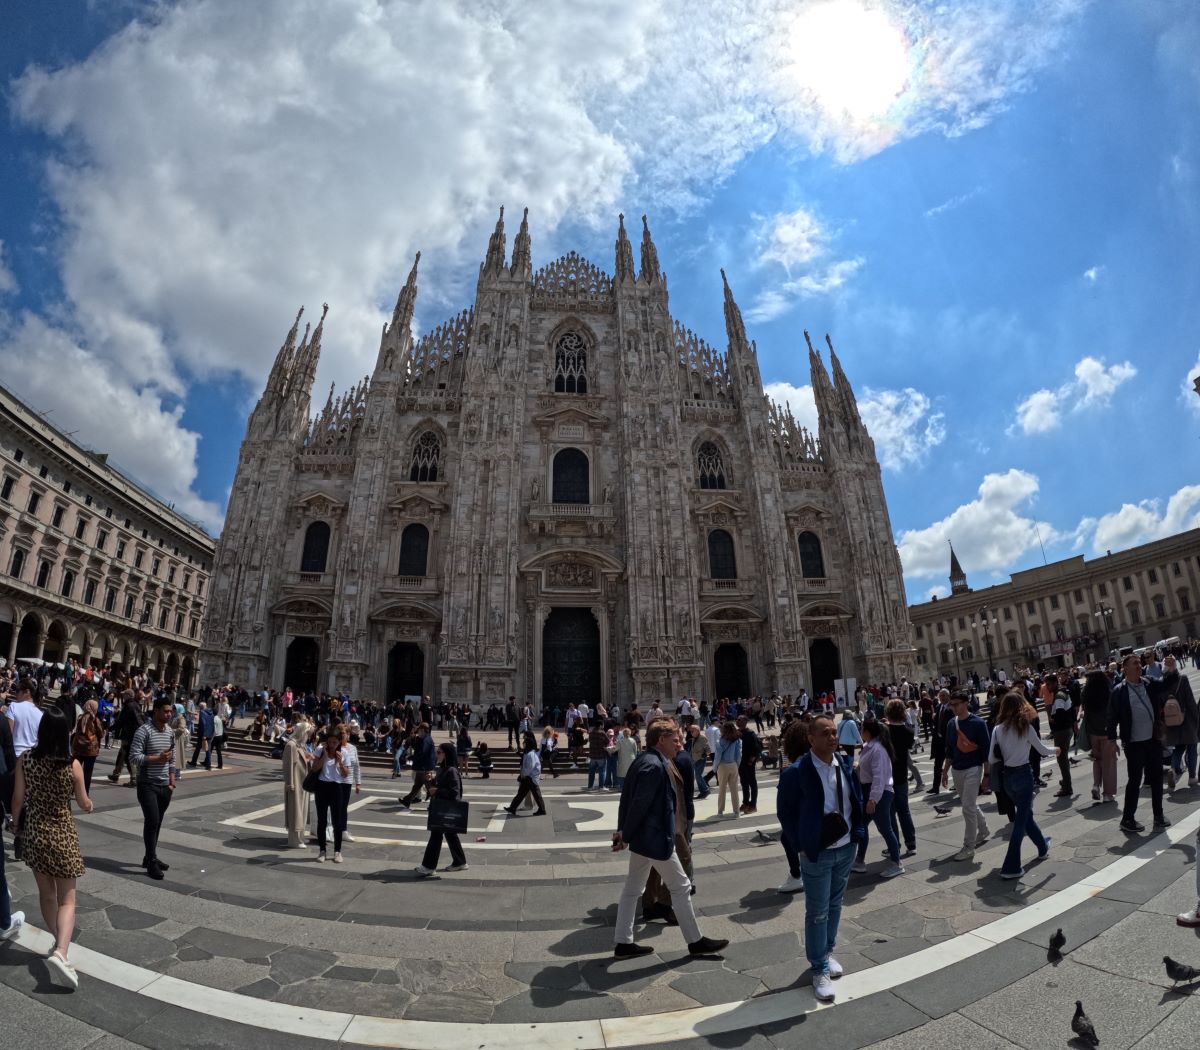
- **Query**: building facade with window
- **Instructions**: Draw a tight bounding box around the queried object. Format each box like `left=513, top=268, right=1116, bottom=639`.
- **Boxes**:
left=0, top=383, right=214, bottom=685
left=908, top=528, right=1200, bottom=679
left=200, top=210, right=915, bottom=704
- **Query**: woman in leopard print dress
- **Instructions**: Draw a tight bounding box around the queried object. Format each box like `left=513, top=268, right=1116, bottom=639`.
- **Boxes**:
left=12, top=706, right=93, bottom=990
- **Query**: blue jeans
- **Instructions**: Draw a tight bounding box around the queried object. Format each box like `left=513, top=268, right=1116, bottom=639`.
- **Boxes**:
left=1171, top=743, right=1197, bottom=779
left=799, top=842, right=856, bottom=973
left=693, top=758, right=710, bottom=797
left=587, top=758, right=605, bottom=789
left=857, top=786, right=901, bottom=863
left=393, top=748, right=406, bottom=775
left=605, top=753, right=618, bottom=787
left=1000, top=764, right=1047, bottom=875
left=890, top=780, right=916, bottom=851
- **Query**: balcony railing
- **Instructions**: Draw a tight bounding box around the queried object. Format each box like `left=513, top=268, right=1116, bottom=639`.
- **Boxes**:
left=701, top=578, right=743, bottom=593
left=800, top=576, right=829, bottom=589
left=286, top=571, right=331, bottom=586
left=529, top=502, right=614, bottom=519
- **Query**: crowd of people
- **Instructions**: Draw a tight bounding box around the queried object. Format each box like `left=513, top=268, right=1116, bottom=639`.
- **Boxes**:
left=2, top=640, right=1199, bottom=999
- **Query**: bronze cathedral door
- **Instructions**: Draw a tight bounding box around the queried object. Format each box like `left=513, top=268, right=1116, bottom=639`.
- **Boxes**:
left=541, top=607, right=600, bottom=706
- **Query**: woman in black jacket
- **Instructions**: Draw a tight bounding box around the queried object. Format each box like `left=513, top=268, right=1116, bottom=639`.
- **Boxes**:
left=414, top=742, right=467, bottom=876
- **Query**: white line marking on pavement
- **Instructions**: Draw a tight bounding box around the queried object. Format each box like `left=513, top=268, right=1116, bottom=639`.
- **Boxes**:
left=13, top=797, right=1198, bottom=1047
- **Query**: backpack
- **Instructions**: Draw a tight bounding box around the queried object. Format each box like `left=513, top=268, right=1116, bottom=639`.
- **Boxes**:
left=1163, top=696, right=1184, bottom=728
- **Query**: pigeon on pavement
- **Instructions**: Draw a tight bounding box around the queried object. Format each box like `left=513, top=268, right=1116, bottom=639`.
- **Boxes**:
left=1164, top=956, right=1200, bottom=986
left=1071, top=1000, right=1099, bottom=1046
left=1049, top=928, right=1066, bottom=955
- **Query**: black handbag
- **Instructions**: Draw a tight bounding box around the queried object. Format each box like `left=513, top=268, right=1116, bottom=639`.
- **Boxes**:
left=427, top=797, right=469, bottom=835
left=819, top=761, right=851, bottom=848
left=991, top=739, right=1014, bottom=819
left=301, top=767, right=321, bottom=793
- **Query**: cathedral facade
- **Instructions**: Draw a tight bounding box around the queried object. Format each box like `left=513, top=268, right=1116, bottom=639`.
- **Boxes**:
left=199, top=210, right=915, bottom=705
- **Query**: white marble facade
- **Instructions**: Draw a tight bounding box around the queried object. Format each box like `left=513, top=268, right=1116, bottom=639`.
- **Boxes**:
left=199, top=210, right=916, bottom=705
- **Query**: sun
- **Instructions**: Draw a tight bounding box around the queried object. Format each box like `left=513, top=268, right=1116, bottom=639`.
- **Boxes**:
left=782, top=0, right=912, bottom=123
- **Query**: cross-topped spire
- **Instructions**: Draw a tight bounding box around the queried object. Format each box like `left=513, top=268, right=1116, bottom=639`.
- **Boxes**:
left=511, top=206, right=532, bottom=276
left=482, top=205, right=507, bottom=274
left=639, top=214, right=661, bottom=284
left=391, top=252, right=420, bottom=334
left=615, top=213, right=635, bottom=282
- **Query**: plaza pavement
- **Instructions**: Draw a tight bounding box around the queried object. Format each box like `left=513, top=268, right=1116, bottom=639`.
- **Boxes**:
left=4, top=690, right=1200, bottom=1047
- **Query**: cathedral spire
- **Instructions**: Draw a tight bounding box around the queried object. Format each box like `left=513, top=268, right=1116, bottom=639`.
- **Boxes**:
left=639, top=214, right=661, bottom=284
left=295, top=303, right=328, bottom=395
left=482, top=205, right=507, bottom=275
left=826, top=333, right=867, bottom=433
left=265, top=306, right=304, bottom=397
left=721, top=268, right=750, bottom=356
left=390, top=252, right=420, bottom=335
left=511, top=206, right=532, bottom=277
left=615, top=213, right=635, bottom=283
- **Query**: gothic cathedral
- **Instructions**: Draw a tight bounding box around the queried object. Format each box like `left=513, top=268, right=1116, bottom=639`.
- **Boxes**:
left=199, top=210, right=916, bottom=705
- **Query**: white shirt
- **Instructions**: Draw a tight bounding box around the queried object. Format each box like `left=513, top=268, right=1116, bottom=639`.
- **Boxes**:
left=8, top=700, right=43, bottom=757
left=704, top=724, right=721, bottom=752
left=991, top=723, right=1057, bottom=768
left=577, top=704, right=590, bottom=722
left=679, top=698, right=692, bottom=717
left=811, top=752, right=851, bottom=850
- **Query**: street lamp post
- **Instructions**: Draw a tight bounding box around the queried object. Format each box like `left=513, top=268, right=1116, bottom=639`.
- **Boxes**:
left=1094, top=605, right=1114, bottom=657
left=971, top=607, right=999, bottom=681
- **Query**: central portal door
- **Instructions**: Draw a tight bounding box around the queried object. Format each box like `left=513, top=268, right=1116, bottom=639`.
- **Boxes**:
left=713, top=642, right=750, bottom=700
left=387, top=642, right=425, bottom=701
left=542, top=607, right=600, bottom=707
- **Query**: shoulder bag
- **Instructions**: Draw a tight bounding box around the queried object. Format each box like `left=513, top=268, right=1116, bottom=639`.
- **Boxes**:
left=819, top=760, right=851, bottom=849
left=428, top=787, right=469, bottom=835
left=301, top=759, right=322, bottom=793
left=991, top=736, right=1014, bottom=819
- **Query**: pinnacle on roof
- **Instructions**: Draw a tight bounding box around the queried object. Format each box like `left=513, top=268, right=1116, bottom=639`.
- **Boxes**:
left=615, top=212, right=635, bottom=282
left=483, top=206, right=506, bottom=274
left=511, top=206, right=532, bottom=276
left=639, top=213, right=661, bottom=284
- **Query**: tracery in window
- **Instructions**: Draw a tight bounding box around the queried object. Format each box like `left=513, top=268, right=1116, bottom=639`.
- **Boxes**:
left=553, top=332, right=588, bottom=394
left=697, top=441, right=726, bottom=490
left=409, top=431, right=441, bottom=482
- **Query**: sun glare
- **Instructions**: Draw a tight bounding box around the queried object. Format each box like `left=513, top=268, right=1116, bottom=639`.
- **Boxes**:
left=783, top=0, right=912, bottom=123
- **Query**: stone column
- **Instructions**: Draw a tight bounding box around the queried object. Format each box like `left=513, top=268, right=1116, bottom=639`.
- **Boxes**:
left=35, top=631, right=48, bottom=662
left=6, top=626, right=18, bottom=667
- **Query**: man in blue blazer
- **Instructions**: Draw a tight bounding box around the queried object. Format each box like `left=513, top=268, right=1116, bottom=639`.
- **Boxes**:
left=777, top=713, right=867, bottom=1003
left=612, top=719, right=728, bottom=958
left=1107, top=653, right=1168, bottom=833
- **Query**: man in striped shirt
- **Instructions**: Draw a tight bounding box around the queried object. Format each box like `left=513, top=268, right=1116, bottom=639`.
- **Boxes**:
left=130, top=695, right=178, bottom=880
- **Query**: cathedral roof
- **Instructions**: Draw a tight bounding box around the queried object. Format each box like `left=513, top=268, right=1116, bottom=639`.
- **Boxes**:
left=531, top=251, right=613, bottom=299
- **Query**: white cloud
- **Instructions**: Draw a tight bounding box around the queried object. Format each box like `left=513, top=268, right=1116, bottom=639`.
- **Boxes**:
left=764, top=381, right=819, bottom=435
left=924, top=187, right=982, bottom=218
left=1090, top=485, right=1200, bottom=554
left=0, top=311, right=224, bottom=532
left=747, top=208, right=863, bottom=322
left=897, top=468, right=1057, bottom=579
left=1012, top=355, right=1137, bottom=434
left=1182, top=350, right=1200, bottom=417
left=927, top=585, right=949, bottom=600
left=1, top=0, right=1089, bottom=518
left=1082, top=264, right=1104, bottom=283
left=858, top=387, right=946, bottom=470
left=0, top=242, right=16, bottom=295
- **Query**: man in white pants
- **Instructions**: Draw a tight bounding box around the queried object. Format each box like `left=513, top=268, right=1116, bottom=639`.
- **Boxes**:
left=611, top=720, right=728, bottom=959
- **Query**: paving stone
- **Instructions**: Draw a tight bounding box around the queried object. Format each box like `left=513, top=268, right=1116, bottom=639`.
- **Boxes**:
left=856, top=905, right=929, bottom=940
left=669, top=967, right=762, bottom=1004
left=274, top=977, right=413, bottom=1018
left=1070, top=909, right=1200, bottom=989
left=504, top=960, right=584, bottom=990
left=859, top=936, right=931, bottom=965
left=174, top=943, right=213, bottom=962
left=760, top=989, right=931, bottom=1050
left=176, top=925, right=286, bottom=959
left=236, top=977, right=282, bottom=999
left=892, top=937, right=1046, bottom=1019
left=76, top=928, right=177, bottom=964
left=580, top=953, right=673, bottom=993
left=106, top=904, right=163, bottom=930
left=267, top=946, right=338, bottom=983
left=863, top=1011, right=1023, bottom=1049
left=1015, top=893, right=1139, bottom=957
left=962, top=957, right=1181, bottom=1050
left=0, top=981, right=123, bottom=1050
left=323, top=964, right=378, bottom=983
left=404, top=990, right=495, bottom=1023
left=169, top=956, right=272, bottom=990
left=1131, top=987, right=1200, bottom=1048
left=490, top=986, right=629, bottom=1022
left=717, top=931, right=802, bottom=971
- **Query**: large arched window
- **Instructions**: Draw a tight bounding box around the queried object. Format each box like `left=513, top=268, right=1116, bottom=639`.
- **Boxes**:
left=552, top=448, right=589, bottom=504
left=409, top=430, right=441, bottom=482
left=300, top=521, right=331, bottom=573
left=697, top=441, right=726, bottom=490
left=36, top=560, right=51, bottom=588
left=553, top=332, right=588, bottom=394
left=708, top=529, right=737, bottom=579
left=797, top=531, right=825, bottom=578
left=9, top=548, right=25, bottom=579
left=398, top=523, right=430, bottom=577
left=61, top=569, right=75, bottom=598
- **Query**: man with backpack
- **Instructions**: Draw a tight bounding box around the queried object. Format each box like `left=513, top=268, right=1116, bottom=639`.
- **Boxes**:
left=1160, top=654, right=1198, bottom=791
left=1049, top=670, right=1078, bottom=797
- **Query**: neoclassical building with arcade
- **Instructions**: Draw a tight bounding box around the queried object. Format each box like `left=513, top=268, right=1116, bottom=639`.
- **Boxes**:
left=200, top=210, right=915, bottom=705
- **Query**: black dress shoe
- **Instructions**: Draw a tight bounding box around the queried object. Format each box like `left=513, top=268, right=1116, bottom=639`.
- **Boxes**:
left=614, top=942, right=654, bottom=958
left=533, top=809, right=547, bottom=816
left=147, top=862, right=165, bottom=880
left=687, top=936, right=729, bottom=956
left=142, top=858, right=170, bottom=871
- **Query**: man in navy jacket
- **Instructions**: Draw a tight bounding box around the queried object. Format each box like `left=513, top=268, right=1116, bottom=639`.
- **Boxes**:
left=612, top=719, right=728, bottom=959
left=398, top=723, right=436, bottom=809
left=777, top=713, right=867, bottom=1003
left=187, top=702, right=215, bottom=769
left=1107, top=654, right=1168, bottom=832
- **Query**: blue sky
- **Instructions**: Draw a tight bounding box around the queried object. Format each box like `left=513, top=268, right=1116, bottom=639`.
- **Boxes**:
left=1, top=0, right=1198, bottom=602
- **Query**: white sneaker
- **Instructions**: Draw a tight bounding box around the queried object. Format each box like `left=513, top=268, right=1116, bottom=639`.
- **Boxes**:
left=46, top=950, right=79, bottom=990
left=951, top=847, right=975, bottom=862
left=446, top=861, right=469, bottom=872
left=332, top=851, right=343, bottom=864
left=414, top=865, right=435, bottom=877
left=316, top=851, right=327, bottom=863
left=826, top=957, right=843, bottom=978
left=813, top=971, right=836, bottom=1002
left=850, top=860, right=867, bottom=874
left=778, top=874, right=805, bottom=894
left=342, top=831, right=356, bottom=842
left=0, top=911, right=24, bottom=941
left=881, top=864, right=905, bottom=879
